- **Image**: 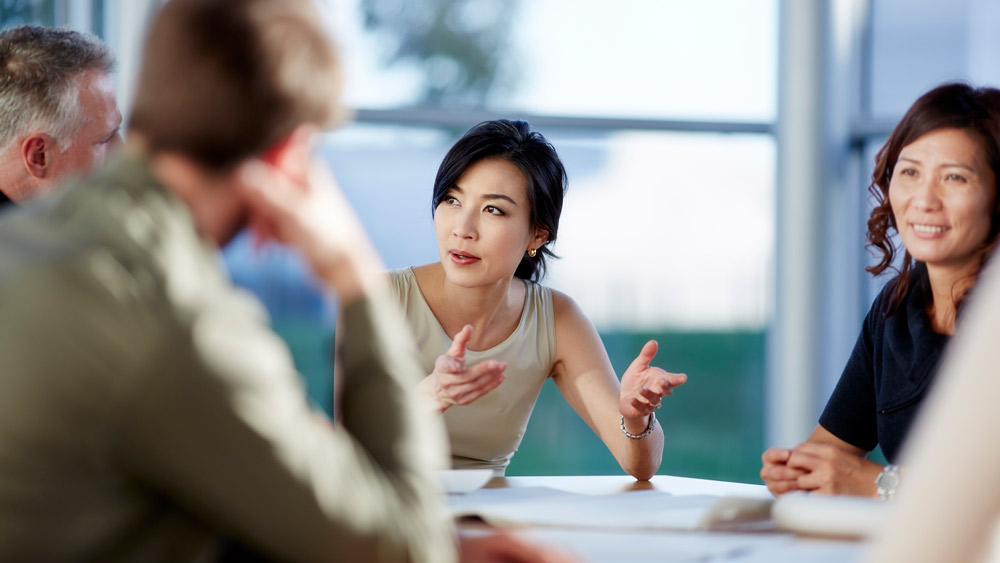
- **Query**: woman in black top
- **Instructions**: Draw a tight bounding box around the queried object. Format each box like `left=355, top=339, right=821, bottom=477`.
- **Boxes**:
left=761, top=82, right=1000, bottom=497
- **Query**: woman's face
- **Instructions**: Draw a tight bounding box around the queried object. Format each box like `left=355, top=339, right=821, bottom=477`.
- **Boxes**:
left=434, top=158, right=548, bottom=288
left=889, top=127, right=996, bottom=273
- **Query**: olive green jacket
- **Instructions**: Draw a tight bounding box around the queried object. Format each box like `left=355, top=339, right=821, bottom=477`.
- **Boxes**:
left=0, top=157, right=454, bottom=562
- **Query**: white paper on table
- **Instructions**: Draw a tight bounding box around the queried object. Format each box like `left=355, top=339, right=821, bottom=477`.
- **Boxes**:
left=511, top=528, right=800, bottom=563
left=448, top=486, right=773, bottom=531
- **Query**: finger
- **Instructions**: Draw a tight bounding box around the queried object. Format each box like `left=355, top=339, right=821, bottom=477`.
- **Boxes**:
left=762, top=447, right=793, bottom=464
left=795, top=471, right=830, bottom=492
left=238, top=160, right=293, bottom=211
left=450, top=371, right=506, bottom=404
left=666, top=372, right=687, bottom=387
left=446, top=324, right=473, bottom=358
left=433, top=353, right=464, bottom=375
left=464, top=359, right=507, bottom=379
left=766, top=479, right=803, bottom=496
left=635, top=369, right=669, bottom=395
left=762, top=463, right=807, bottom=482
left=238, top=160, right=312, bottom=247
left=786, top=450, right=823, bottom=472
left=628, top=397, right=656, bottom=414
left=438, top=361, right=505, bottom=394
left=643, top=371, right=682, bottom=397
left=453, top=373, right=506, bottom=405
left=636, top=385, right=662, bottom=405
left=628, top=340, right=659, bottom=372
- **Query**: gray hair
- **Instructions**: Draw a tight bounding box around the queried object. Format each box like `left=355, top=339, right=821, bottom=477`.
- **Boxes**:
left=0, top=25, right=115, bottom=153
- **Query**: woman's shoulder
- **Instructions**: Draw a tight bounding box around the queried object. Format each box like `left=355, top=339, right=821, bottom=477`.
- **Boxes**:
left=385, top=266, right=413, bottom=295
left=544, top=286, right=592, bottom=329
left=386, top=265, right=414, bottom=281
left=389, top=263, right=441, bottom=287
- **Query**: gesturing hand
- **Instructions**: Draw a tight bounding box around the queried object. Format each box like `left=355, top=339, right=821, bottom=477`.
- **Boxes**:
left=418, top=325, right=507, bottom=413
left=618, top=340, right=687, bottom=419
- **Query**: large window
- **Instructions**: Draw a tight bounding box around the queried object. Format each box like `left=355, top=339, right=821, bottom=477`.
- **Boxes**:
left=3, top=0, right=779, bottom=483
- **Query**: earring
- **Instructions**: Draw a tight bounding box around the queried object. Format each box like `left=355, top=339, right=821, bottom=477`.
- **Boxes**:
left=528, top=248, right=537, bottom=258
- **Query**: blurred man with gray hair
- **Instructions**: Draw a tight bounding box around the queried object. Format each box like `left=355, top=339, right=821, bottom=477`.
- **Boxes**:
left=0, top=25, right=120, bottom=206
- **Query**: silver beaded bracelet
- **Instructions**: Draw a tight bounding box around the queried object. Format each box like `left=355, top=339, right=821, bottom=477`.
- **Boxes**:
left=620, top=412, right=656, bottom=440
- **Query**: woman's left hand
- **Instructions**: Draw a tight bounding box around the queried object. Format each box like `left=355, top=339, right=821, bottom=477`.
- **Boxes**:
left=618, top=340, right=687, bottom=419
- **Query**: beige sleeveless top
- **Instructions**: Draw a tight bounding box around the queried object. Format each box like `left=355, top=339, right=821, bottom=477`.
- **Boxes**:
left=388, top=267, right=557, bottom=474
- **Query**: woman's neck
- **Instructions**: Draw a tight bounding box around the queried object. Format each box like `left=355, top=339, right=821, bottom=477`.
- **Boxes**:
left=924, top=258, right=983, bottom=335
left=414, top=263, right=526, bottom=351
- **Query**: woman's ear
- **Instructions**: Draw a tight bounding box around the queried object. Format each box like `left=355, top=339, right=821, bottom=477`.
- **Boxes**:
left=531, top=227, right=550, bottom=249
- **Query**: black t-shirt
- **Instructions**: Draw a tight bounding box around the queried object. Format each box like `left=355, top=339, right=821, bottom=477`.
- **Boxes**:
left=818, top=270, right=949, bottom=463
left=0, top=190, right=11, bottom=208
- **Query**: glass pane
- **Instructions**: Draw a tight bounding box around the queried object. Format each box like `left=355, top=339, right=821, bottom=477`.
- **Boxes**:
left=329, top=0, right=777, bottom=122
left=868, top=0, right=1000, bottom=119
left=227, top=123, right=773, bottom=482
left=324, top=125, right=775, bottom=332
left=0, top=0, right=56, bottom=26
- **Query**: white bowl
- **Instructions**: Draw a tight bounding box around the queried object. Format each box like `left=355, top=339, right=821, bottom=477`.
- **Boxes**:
left=437, top=469, right=494, bottom=494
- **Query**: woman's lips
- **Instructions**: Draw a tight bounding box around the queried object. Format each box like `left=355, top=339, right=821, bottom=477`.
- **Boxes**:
left=449, top=250, right=481, bottom=265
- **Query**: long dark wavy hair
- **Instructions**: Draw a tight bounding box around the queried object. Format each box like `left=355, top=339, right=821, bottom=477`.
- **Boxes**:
left=866, top=82, right=1000, bottom=315
left=431, top=119, right=567, bottom=282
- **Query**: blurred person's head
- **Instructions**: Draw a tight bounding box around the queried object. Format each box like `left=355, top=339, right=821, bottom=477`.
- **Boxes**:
left=866, top=82, right=1000, bottom=313
left=430, top=119, right=567, bottom=283
left=127, top=0, right=345, bottom=245
left=0, top=25, right=119, bottom=204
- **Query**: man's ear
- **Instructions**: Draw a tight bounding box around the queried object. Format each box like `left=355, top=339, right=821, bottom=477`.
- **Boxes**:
left=22, top=134, right=52, bottom=179
left=259, top=124, right=321, bottom=182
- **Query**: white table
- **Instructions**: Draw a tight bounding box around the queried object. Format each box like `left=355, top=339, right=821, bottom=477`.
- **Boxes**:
left=456, top=475, right=866, bottom=563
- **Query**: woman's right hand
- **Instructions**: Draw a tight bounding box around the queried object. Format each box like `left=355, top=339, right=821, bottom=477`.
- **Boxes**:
left=419, top=325, right=507, bottom=413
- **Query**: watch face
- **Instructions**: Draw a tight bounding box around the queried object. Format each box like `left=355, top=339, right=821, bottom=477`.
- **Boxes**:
left=878, top=471, right=899, bottom=490
left=877, top=465, right=901, bottom=495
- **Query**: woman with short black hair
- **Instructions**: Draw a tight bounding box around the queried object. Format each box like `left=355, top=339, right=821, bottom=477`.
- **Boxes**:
left=385, top=119, right=687, bottom=478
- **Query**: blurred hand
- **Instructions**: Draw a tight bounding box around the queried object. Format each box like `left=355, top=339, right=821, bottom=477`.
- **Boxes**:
left=786, top=442, right=882, bottom=497
left=618, top=340, right=687, bottom=421
left=760, top=447, right=807, bottom=496
left=418, top=325, right=506, bottom=413
left=459, top=531, right=578, bottom=563
left=237, top=152, right=383, bottom=302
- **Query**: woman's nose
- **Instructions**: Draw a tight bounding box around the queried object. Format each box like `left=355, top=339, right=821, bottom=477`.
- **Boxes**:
left=911, top=176, right=943, bottom=211
left=452, top=208, right=477, bottom=239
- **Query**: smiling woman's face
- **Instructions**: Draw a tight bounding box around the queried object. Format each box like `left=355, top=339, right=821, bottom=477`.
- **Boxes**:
left=889, top=127, right=996, bottom=273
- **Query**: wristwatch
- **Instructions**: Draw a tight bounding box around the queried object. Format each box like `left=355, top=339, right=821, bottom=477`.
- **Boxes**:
left=875, top=464, right=901, bottom=501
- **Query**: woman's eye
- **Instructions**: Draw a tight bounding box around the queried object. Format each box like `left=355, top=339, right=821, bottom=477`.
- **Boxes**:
left=900, top=168, right=917, bottom=177
left=442, top=196, right=459, bottom=206
left=945, top=173, right=968, bottom=183
left=484, top=205, right=505, bottom=216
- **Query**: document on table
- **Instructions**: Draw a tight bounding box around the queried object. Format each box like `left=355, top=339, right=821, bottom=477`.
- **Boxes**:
left=447, top=486, right=773, bottom=531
